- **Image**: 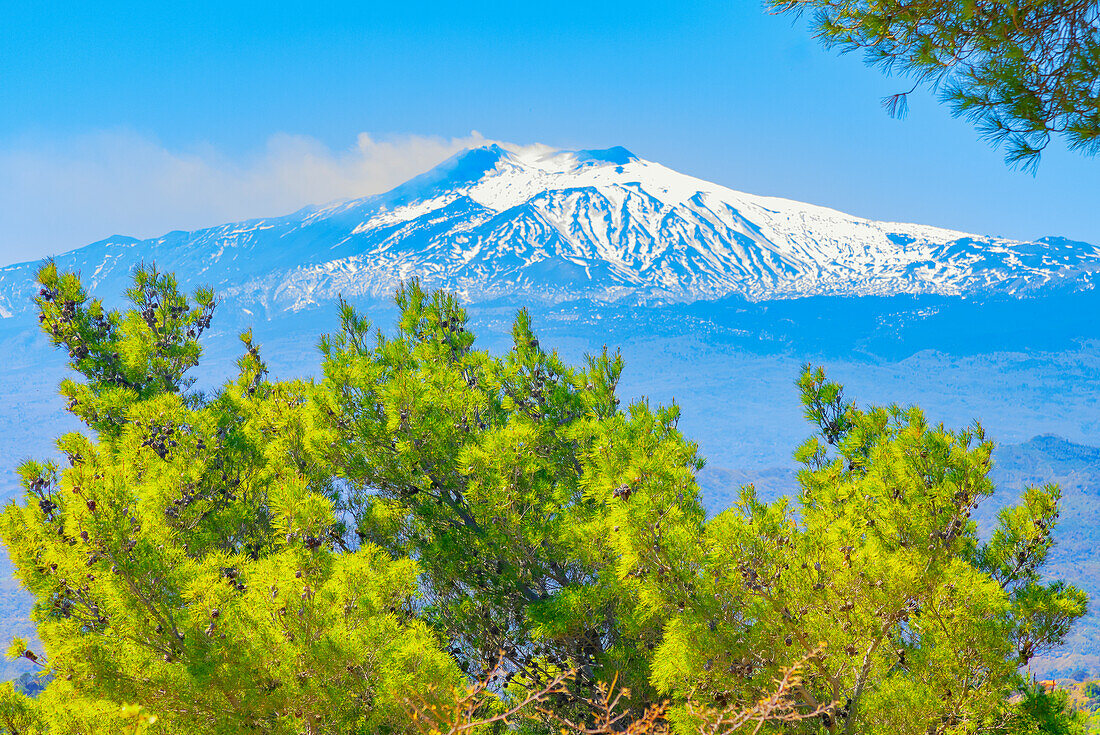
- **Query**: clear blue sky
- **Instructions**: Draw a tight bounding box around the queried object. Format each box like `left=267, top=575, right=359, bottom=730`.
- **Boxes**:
left=2, top=0, right=1097, bottom=262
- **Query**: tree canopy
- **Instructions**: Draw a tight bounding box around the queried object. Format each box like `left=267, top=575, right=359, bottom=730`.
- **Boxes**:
left=0, top=263, right=1088, bottom=733
left=769, top=0, right=1100, bottom=171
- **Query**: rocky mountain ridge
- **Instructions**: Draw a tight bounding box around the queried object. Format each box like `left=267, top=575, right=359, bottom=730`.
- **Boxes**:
left=1, top=143, right=1097, bottom=318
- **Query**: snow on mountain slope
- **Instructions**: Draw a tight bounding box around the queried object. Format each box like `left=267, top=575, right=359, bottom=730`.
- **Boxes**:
left=0, top=143, right=1097, bottom=317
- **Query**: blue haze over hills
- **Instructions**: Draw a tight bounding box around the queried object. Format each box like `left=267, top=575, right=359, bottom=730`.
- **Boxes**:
left=0, top=144, right=1097, bottom=679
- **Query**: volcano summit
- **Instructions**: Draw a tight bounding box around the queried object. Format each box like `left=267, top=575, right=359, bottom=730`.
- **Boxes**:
left=1, top=143, right=1097, bottom=318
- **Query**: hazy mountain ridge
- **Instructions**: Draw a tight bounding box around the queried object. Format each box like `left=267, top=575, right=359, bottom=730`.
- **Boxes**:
left=1, top=143, right=1097, bottom=320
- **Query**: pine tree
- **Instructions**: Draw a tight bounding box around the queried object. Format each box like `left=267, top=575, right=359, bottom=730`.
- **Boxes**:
left=769, top=0, right=1100, bottom=171
left=644, top=367, right=1087, bottom=733
left=0, top=266, right=1088, bottom=734
left=309, top=285, right=704, bottom=723
left=1, top=264, right=463, bottom=734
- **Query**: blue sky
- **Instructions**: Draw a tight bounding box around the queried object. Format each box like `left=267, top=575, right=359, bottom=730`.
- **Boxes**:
left=2, top=0, right=1097, bottom=262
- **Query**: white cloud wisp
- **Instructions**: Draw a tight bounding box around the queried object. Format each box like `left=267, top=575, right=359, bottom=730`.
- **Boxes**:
left=0, top=130, right=489, bottom=264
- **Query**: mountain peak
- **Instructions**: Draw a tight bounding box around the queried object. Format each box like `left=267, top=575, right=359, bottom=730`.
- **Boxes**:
left=0, top=142, right=1098, bottom=318
left=379, top=145, right=509, bottom=204
left=575, top=145, right=638, bottom=166
left=493, top=143, right=639, bottom=173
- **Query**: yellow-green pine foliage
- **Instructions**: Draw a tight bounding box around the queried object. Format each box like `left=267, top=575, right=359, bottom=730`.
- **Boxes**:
left=1, top=265, right=463, bottom=734
left=0, top=266, right=1088, bottom=735
left=646, top=367, right=1087, bottom=734
left=310, top=284, right=708, bottom=724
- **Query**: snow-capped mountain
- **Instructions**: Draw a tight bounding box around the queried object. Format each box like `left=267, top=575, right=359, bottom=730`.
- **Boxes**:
left=1, top=144, right=1099, bottom=682
left=1, top=142, right=1097, bottom=317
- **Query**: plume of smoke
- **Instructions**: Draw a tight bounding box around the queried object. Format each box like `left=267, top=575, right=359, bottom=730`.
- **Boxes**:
left=0, top=129, right=490, bottom=262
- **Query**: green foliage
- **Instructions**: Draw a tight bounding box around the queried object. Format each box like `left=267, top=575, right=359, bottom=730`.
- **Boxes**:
left=0, top=680, right=45, bottom=734
left=641, top=366, right=1087, bottom=732
left=0, top=266, right=1089, bottom=733
left=769, top=0, right=1100, bottom=171
left=1005, top=682, right=1088, bottom=734
left=0, top=266, right=464, bottom=734
left=311, top=286, right=702, bottom=720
